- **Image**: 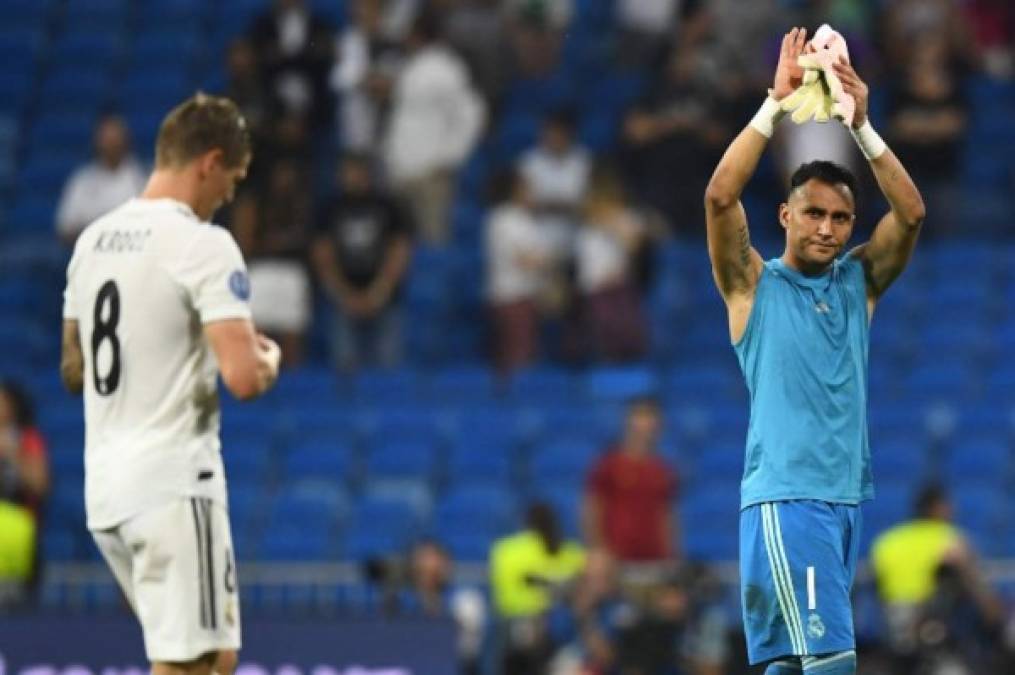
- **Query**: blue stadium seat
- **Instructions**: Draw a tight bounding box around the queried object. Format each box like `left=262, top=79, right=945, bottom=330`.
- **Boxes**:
left=427, top=365, right=495, bottom=402
left=862, top=480, right=915, bottom=552
left=283, top=437, right=354, bottom=481
left=221, top=433, right=274, bottom=481
left=365, top=438, right=438, bottom=483
left=942, top=437, right=1010, bottom=484
left=492, top=111, right=540, bottom=162
left=361, top=478, right=433, bottom=519
left=259, top=482, right=348, bottom=559
left=16, top=155, right=78, bottom=202
left=950, top=484, right=1008, bottom=555
left=529, top=438, right=603, bottom=484
left=3, top=0, right=54, bottom=29
left=502, top=74, right=575, bottom=115
left=0, top=71, right=35, bottom=116
left=39, top=67, right=112, bottom=113
left=447, top=437, right=515, bottom=484
left=54, top=32, right=125, bottom=68
left=584, top=366, right=658, bottom=401
left=343, top=494, right=420, bottom=559
left=432, top=486, right=518, bottom=560
left=354, top=368, right=421, bottom=403
left=681, top=482, right=740, bottom=560
left=870, top=435, right=930, bottom=481
left=28, top=113, right=95, bottom=158
left=130, top=31, right=202, bottom=66
left=578, top=109, right=620, bottom=153
left=118, top=69, right=193, bottom=116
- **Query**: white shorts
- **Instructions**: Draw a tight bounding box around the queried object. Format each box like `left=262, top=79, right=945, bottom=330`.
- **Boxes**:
left=92, top=498, right=241, bottom=662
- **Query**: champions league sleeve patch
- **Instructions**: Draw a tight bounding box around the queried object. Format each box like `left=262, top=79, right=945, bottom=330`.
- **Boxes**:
left=228, top=269, right=251, bottom=301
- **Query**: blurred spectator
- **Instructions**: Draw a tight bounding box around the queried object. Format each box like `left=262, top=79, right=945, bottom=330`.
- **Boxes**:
left=871, top=484, right=1005, bottom=671
left=491, top=502, right=586, bottom=675
left=231, top=160, right=314, bottom=365
left=886, top=34, right=968, bottom=212
left=555, top=548, right=629, bottom=673
left=964, top=0, right=1015, bottom=79
left=247, top=0, right=334, bottom=126
left=519, top=110, right=591, bottom=260
left=574, top=167, right=652, bottom=362
left=383, top=12, right=486, bottom=244
left=312, top=154, right=412, bottom=371
left=621, top=44, right=731, bottom=234
left=583, top=397, right=677, bottom=562
left=55, top=115, right=146, bottom=245
left=688, top=0, right=780, bottom=117
left=330, top=0, right=403, bottom=154
left=0, top=381, right=49, bottom=605
left=408, top=541, right=487, bottom=675
left=486, top=169, right=553, bottom=374
left=224, top=38, right=274, bottom=143
left=505, top=0, right=572, bottom=76
left=881, top=0, right=976, bottom=73
left=615, top=0, right=682, bottom=67
left=442, top=0, right=513, bottom=109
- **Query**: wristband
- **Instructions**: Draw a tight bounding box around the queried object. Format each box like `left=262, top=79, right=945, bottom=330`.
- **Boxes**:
left=850, top=119, right=887, bottom=160
left=748, top=95, right=785, bottom=139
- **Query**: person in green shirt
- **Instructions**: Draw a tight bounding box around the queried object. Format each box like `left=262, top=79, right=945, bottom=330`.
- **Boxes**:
left=871, top=484, right=1002, bottom=664
left=490, top=502, right=586, bottom=674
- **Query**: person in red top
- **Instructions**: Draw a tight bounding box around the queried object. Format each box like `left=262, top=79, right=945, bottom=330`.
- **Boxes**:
left=0, top=380, right=50, bottom=598
left=582, top=397, right=678, bottom=561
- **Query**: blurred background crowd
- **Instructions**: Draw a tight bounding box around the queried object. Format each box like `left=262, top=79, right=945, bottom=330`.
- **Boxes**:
left=1, top=0, right=1015, bottom=673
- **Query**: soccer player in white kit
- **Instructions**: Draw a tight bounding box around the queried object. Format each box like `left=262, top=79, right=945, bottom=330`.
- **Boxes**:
left=60, top=94, right=281, bottom=675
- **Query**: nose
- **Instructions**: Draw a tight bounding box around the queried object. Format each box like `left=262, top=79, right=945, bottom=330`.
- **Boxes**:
left=816, top=215, right=834, bottom=236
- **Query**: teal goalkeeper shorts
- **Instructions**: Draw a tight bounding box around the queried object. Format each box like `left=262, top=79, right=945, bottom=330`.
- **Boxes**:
left=739, top=500, right=861, bottom=665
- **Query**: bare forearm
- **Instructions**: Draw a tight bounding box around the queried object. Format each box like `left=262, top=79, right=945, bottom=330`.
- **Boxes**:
left=868, top=149, right=925, bottom=230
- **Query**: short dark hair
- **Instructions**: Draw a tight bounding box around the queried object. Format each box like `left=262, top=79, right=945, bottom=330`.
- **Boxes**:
left=0, top=380, right=36, bottom=428
left=156, top=93, right=251, bottom=169
left=915, top=483, right=948, bottom=518
left=789, top=161, right=858, bottom=201
left=627, top=395, right=661, bottom=415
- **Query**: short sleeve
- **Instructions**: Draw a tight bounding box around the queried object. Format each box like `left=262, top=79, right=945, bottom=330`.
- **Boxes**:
left=173, top=226, right=253, bottom=324
left=61, top=241, right=82, bottom=320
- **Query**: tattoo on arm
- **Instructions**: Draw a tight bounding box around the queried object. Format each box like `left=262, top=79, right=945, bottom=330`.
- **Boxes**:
left=737, top=221, right=751, bottom=268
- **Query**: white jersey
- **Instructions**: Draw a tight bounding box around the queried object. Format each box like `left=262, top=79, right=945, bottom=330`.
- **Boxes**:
left=62, top=198, right=252, bottom=530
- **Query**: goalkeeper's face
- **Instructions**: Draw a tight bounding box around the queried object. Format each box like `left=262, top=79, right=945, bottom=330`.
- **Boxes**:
left=780, top=179, right=856, bottom=269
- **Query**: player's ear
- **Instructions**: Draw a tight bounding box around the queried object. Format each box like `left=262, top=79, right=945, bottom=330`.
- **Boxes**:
left=198, top=148, right=225, bottom=177
left=778, top=202, right=791, bottom=230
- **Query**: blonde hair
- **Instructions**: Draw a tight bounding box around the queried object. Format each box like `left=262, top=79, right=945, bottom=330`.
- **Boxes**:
left=155, top=93, right=250, bottom=169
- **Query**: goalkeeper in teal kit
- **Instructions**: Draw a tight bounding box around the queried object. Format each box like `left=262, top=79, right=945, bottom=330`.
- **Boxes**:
left=703, top=27, right=926, bottom=674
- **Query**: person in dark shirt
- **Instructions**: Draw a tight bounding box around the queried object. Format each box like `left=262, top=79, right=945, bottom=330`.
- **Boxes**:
left=311, top=154, right=412, bottom=371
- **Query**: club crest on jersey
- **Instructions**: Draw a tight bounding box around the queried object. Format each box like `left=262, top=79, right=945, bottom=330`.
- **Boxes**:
left=814, top=301, right=830, bottom=314
left=228, top=270, right=250, bottom=301
left=807, top=613, right=826, bottom=639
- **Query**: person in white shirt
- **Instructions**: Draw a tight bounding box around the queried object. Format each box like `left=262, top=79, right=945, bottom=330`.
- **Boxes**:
left=383, top=12, right=485, bottom=244
left=575, top=166, right=650, bottom=362
left=518, top=110, right=591, bottom=260
left=60, top=95, right=281, bottom=675
left=486, top=169, right=552, bottom=373
left=55, top=115, right=147, bottom=246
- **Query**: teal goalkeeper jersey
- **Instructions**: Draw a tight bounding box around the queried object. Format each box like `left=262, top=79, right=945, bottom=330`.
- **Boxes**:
left=733, top=254, right=874, bottom=509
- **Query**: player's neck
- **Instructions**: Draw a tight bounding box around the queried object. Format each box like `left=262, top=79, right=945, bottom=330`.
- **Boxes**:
left=781, top=251, right=832, bottom=277
left=141, top=170, right=205, bottom=219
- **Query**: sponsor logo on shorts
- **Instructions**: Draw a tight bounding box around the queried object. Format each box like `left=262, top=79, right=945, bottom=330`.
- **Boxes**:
left=807, top=613, right=826, bottom=639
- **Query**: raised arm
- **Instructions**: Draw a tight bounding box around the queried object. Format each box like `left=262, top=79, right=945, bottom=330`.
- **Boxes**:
left=836, top=59, right=926, bottom=304
left=706, top=28, right=806, bottom=336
